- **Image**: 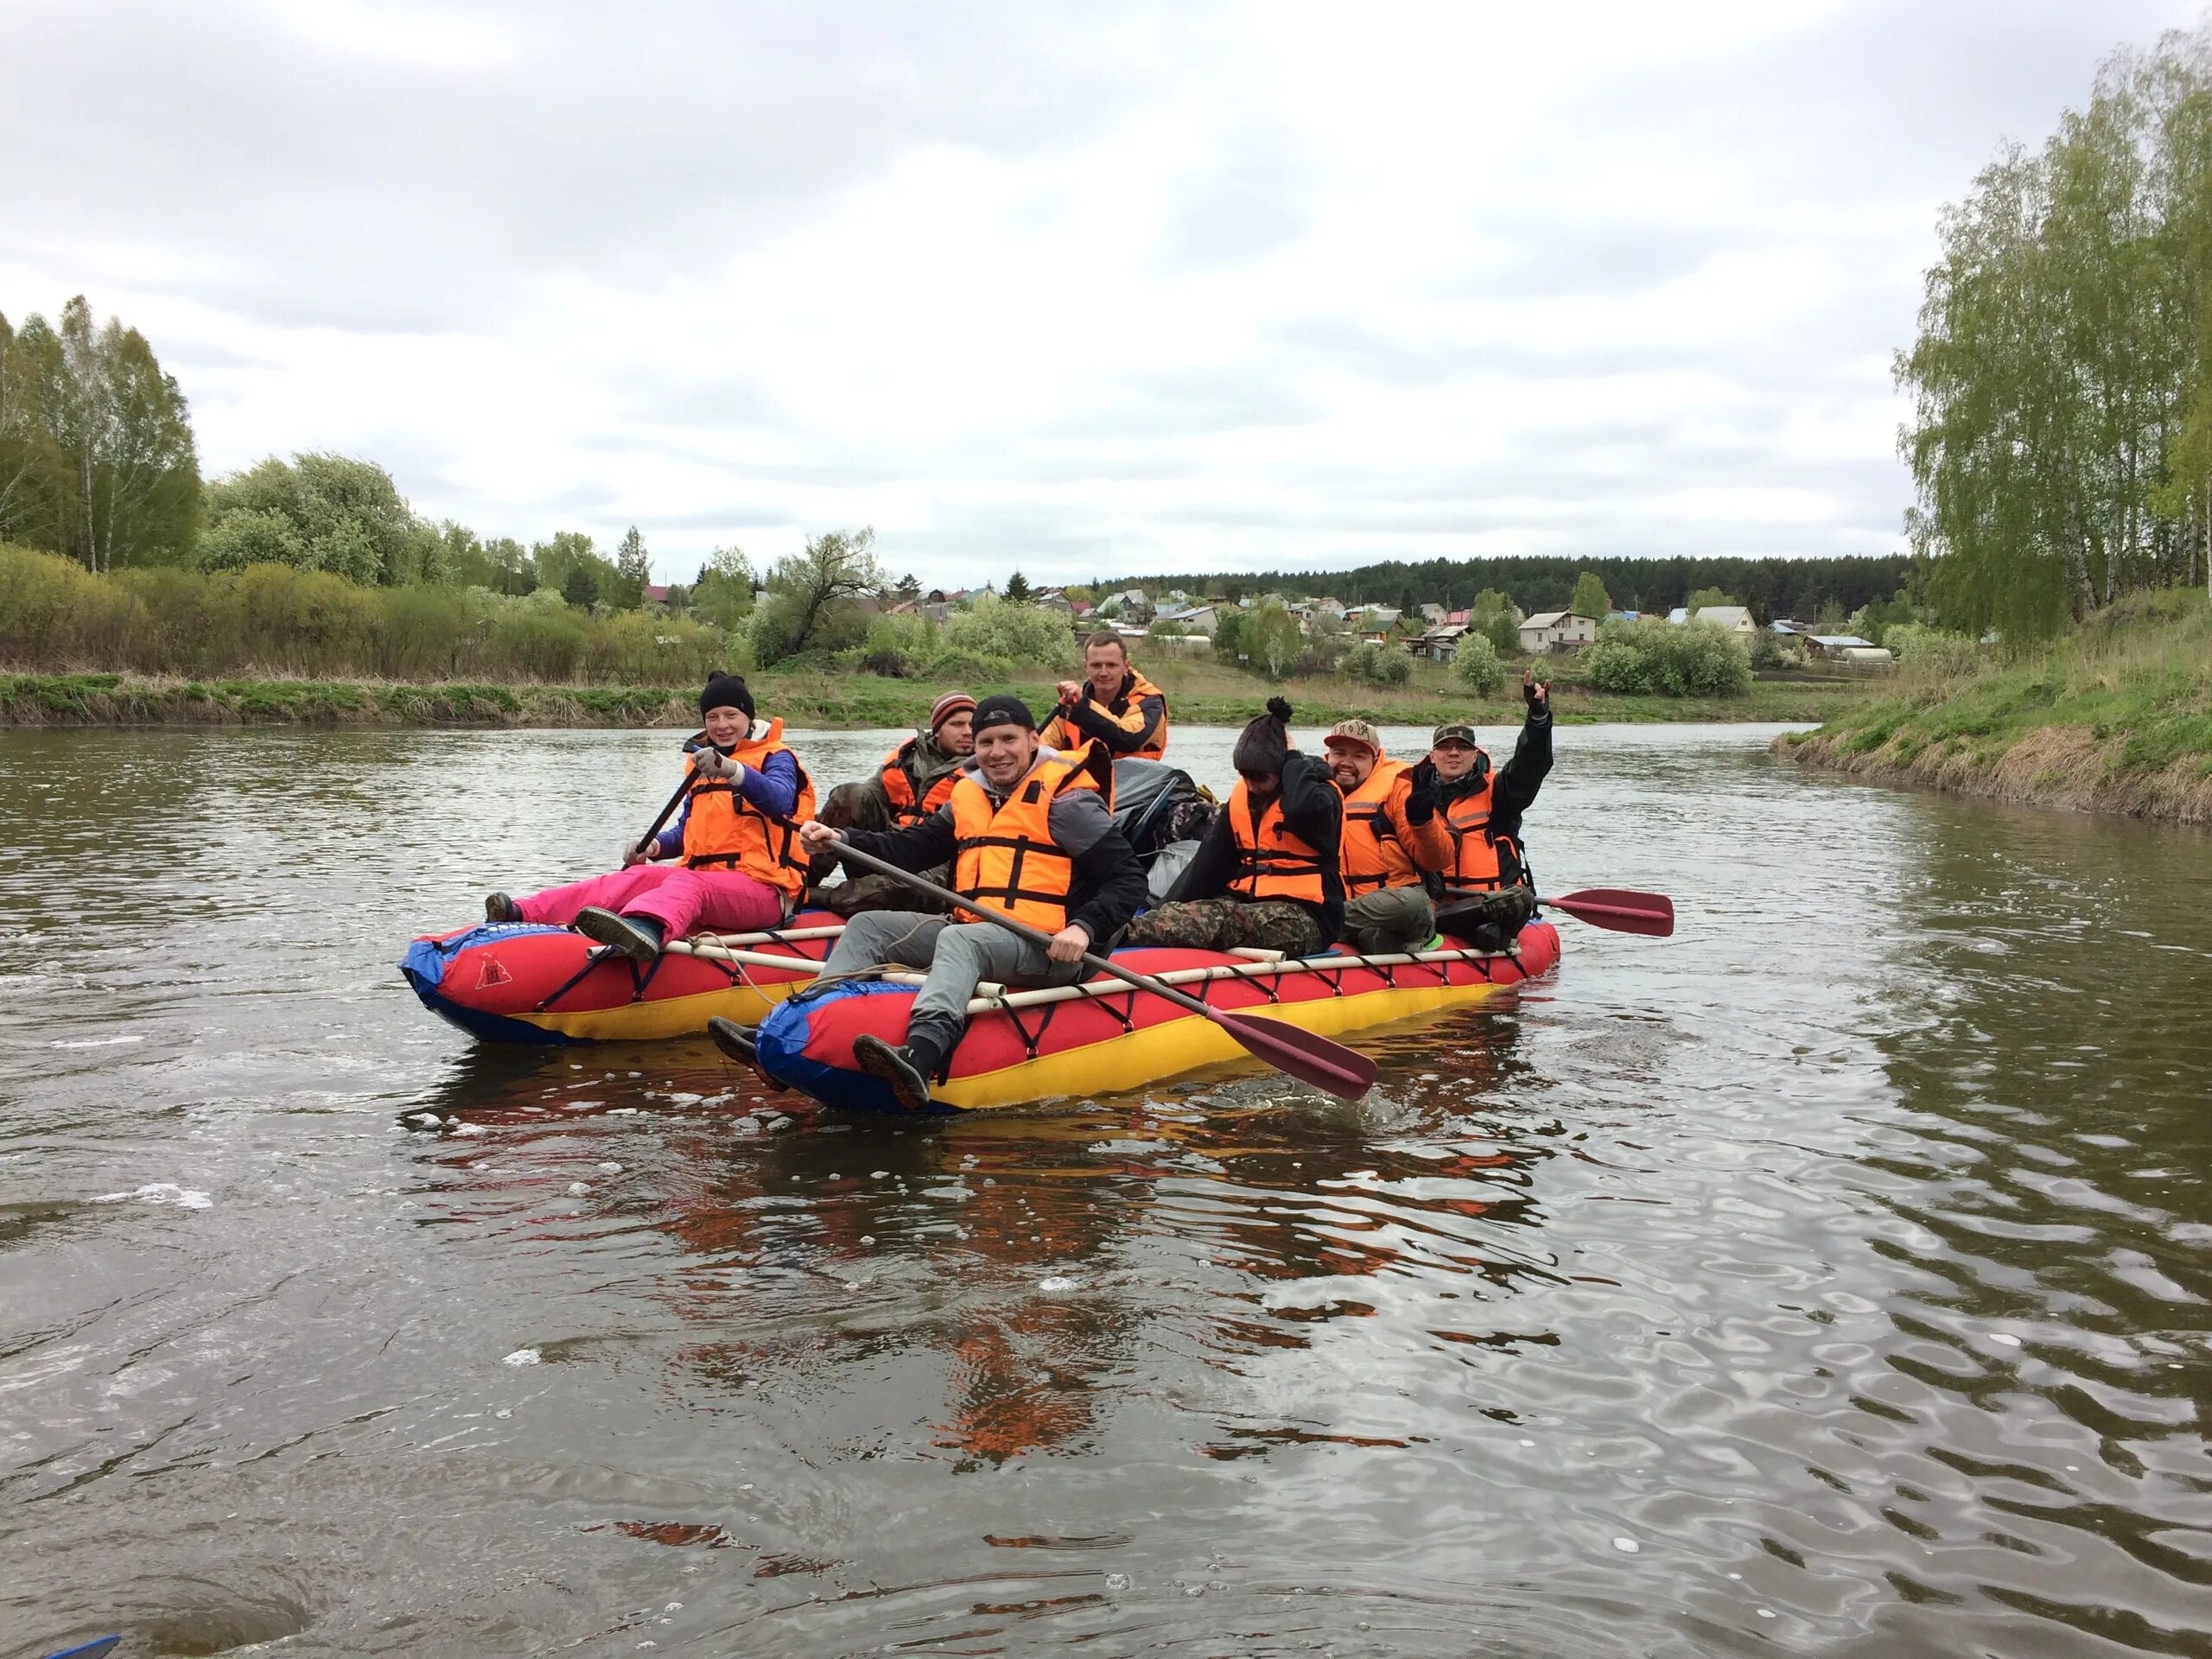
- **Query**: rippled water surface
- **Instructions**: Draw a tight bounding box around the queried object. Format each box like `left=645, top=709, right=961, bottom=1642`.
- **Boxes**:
left=4, top=721, right=2210, bottom=1657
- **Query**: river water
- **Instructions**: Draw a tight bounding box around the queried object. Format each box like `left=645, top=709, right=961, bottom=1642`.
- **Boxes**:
left=3, top=721, right=2209, bottom=1657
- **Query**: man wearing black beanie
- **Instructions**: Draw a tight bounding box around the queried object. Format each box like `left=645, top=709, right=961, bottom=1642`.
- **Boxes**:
left=749, top=694, right=1147, bottom=1109
left=1122, top=696, right=1344, bottom=955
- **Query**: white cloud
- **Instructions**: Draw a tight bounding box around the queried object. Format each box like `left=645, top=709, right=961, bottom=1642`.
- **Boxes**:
left=2, top=0, right=2199, bottom=585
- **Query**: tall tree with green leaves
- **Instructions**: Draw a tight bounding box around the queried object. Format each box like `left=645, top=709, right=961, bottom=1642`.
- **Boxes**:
left=3, top=297, right=200, bottom=571
left=200, top=452, right=417, bottom=582
left=0, top=311, right=67, bottom=547
left=1899, top=22, right=2212, bottom=637
left=690, top=544, right=755, bottom=630
left=750, top=527, right=880, bottom=664
left=1003, top=569, right=1033, bottom=604
left=611, top=524, right=651, bottom=609
left=1569, top=569, right=1611, bottom=619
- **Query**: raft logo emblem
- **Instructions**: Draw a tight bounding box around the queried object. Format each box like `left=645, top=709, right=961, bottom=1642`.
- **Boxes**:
left=475, top=957, right=513, bottom=990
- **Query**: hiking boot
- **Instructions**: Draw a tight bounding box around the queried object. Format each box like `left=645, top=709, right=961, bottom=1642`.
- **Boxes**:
left=853, top=1033, right=933, bottom=1111
left=707, top=1016, right=758, bottom=1065
left=484, top=892, right=522, bottom=925
left=575, top=906, right=664, bottom=963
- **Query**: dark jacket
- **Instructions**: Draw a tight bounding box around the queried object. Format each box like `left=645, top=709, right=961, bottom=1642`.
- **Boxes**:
left=1049, top=670, right=1167, bottom=756
left=1165, top=751, right=1345, bottom=944
left=1433, top=702, right=1552, bottom=884
left=836, top=751, right=1147, bottom=948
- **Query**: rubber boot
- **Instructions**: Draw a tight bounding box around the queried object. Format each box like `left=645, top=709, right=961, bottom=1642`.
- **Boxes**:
left=575, top=906, right=665, bottom=963
left=852, top=1028, right=947, bottom=1111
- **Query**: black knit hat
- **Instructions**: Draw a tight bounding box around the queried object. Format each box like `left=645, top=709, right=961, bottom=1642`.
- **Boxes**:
left=1233, top=696, right=1294, bottom=775
left=971, top=693, right=1036, bottom=734
left=698, top=671, right=755, bottom=718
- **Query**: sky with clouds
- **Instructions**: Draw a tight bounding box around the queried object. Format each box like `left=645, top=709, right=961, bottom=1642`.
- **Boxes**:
left=3, top=0, right=2202, bottom=588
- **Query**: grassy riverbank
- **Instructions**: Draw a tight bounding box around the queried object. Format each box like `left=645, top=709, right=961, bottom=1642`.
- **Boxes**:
left=1777, top=591, right=2212, bottom=822
left=0, top=661, right=1884, bottom=730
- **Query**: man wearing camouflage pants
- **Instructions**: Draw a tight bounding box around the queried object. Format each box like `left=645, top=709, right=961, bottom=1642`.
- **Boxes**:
left=1121, top=697, right=1344, bottom=956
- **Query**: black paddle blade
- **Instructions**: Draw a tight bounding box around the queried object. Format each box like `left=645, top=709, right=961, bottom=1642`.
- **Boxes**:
left=1215, top=1011, right=1378, bottom=1101
left=1544, top=887, right=1675, bottom=938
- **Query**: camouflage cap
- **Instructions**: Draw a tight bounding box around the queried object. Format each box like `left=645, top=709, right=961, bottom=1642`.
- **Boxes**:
left=1323, top=718, right=1382, bottom=754
left=1431, top=721, right=1480, bottom=747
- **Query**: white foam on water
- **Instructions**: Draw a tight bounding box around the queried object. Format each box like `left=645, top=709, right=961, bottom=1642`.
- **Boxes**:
left=503, top=1348, right=542, bottom=1366
left=1039, top=1276, right=1079, bottom=1293
left=52, top=1035, right=143, bottom=1049
left=92, top=1183, right=211, bottom=1210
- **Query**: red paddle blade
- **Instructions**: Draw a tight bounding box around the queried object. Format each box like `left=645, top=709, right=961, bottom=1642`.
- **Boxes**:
left=1543, top=887, right=1675, bottom=938
left=1214, top=1010, right=1378, bottom=1101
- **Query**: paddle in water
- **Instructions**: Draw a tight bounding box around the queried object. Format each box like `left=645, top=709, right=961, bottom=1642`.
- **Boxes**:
left=1436, top=885, right=1674, bottom=941
left=802, top=836, right=1378, bottom=1103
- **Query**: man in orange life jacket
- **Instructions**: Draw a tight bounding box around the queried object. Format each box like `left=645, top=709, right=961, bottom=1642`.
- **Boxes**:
left=807, top=691, right=976, bottom=917
left=784, top=694, right=1147, bottom=1109
left=1121, top=697, right=1344, bottom=956
left=1424, top=669, right=1553, bottom=940
left=485, top=672, right=816, bottom=961
left=1039, top=632, right=1169, bottom=760
left=1322, top=717, right=1454, bottom=953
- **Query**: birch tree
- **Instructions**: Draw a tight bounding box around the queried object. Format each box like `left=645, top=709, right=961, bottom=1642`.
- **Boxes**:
left=1898, top=23, right=2212, bottom=638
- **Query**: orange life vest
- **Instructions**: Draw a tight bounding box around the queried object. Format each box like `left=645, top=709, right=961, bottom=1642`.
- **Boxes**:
left=680, top=720, right=817, bottom=901
left=1227, top=780, right=1329, bottom=905
left=1440, top=768, right=1522, bottom=891
left=1338, top=759, right=1420, bottom=894
left=878, top=737, right=960, bottom=826
left=1041, top=668, right=1169, bottom=760
left=950, top=751, right=1104, bottom=932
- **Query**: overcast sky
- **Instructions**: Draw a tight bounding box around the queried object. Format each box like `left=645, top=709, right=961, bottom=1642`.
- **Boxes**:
left=3, top=1, right=2202, bottom=588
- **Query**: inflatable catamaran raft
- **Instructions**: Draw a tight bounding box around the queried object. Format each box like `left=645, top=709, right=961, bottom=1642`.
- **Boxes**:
left=400, top=911, right=846, bottom=1044
left=748, top=924, right=1561, bottom=1113
left=402, top=909, right=1559, bottom=1065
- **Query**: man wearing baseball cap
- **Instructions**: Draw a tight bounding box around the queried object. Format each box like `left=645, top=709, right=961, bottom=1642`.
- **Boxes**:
left=1322, top=717, right=1453, bottom=953
left=1425, top=669, right=1554, bottom=944
left=762, top=695, right=1147, bottom=1109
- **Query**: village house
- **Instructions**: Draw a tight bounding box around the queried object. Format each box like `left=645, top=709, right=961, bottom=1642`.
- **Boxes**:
left=1098, top=588, right=1154, bottom=622
left=1152, top=602, right=1221, bottom=638
left=1411, top=622, right=1468, bottom=663
left=1519, top=610, right=1599, bottom=652
left=1691, top=605, right=1758, bottom=635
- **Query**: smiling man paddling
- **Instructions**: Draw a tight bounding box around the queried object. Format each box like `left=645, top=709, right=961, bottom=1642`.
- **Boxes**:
left=761, top=695, right=1147, bottom=1109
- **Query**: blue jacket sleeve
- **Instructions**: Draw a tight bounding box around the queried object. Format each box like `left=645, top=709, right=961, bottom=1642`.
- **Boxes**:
left=652, top=797, right=690, bottom=858
left=738, top=749, right=803, bottom=822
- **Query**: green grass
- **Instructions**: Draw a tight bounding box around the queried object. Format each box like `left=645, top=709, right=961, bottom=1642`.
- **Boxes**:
left=1793, top=588, right=2212, bottom=784
left=0, top=654, right=1891, bottom=730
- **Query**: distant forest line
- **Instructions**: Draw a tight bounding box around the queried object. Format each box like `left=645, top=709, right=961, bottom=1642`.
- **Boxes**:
left=1116, top=554, right=1916, bottom=624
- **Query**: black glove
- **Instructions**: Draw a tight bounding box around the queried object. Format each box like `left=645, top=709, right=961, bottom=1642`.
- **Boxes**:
left=1404, top=758, right=1439, bottom=823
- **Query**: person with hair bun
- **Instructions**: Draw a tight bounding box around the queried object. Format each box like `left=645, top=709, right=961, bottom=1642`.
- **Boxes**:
left=481, top=671, right=816, bottom=960
left=1120, top=696, right=1344, bottom=956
